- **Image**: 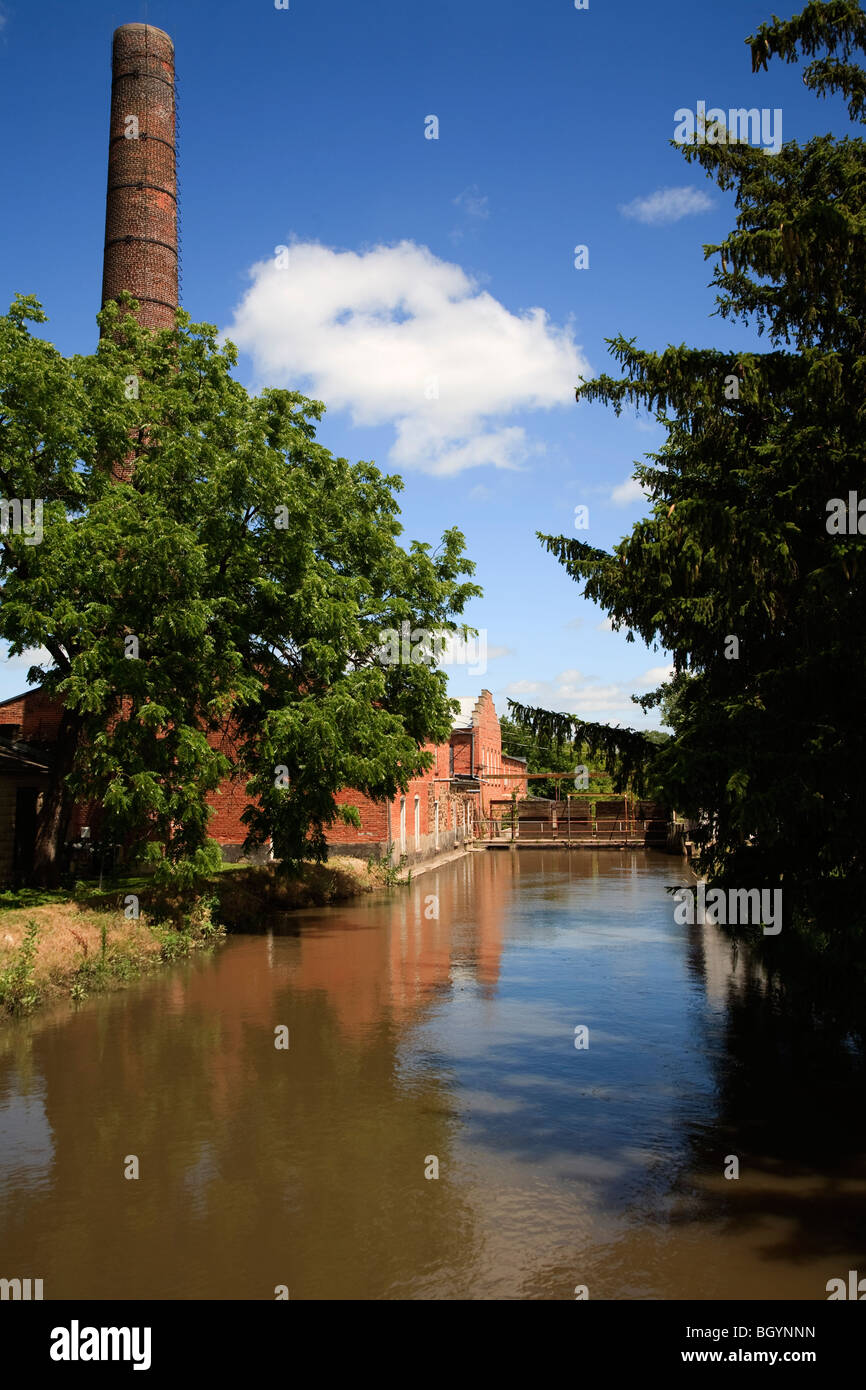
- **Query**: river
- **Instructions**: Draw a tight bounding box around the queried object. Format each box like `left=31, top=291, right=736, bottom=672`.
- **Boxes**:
left=1, top=849, right=865, bottom=1300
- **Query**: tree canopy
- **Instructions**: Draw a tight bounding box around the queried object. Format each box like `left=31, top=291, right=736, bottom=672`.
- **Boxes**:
left=499, top=716, right=616, bottom=798
left=516, top=0, right=866, bottom=942
left=0, top=296, right=480, bottom=883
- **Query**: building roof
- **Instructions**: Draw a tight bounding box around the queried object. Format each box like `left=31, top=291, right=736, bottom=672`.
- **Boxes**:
left=0, top=737, right=52, bottom=774
left=450, top=696, right=479, bottom=731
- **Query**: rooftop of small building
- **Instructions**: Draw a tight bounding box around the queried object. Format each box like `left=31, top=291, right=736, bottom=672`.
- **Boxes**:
left=0, top=736, right=52, bottom=773
left=450, top=696, right=479, bottom=730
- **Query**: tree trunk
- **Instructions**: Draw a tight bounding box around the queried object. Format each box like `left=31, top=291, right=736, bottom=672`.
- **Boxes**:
left=31, top=708, right=83, bottom=887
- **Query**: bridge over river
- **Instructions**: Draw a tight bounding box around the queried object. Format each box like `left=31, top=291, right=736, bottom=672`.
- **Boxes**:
left=478, top=796, right=678, bottom=850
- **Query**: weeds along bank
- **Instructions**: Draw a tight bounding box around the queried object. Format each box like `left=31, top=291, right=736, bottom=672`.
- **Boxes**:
left=0, top=897, right=223, bottom=1017
left=0, top=856, right=396, bottom=1018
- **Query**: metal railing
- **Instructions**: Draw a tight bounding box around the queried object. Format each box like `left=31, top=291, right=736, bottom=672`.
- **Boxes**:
left=478, top=815, right=669, bottom=842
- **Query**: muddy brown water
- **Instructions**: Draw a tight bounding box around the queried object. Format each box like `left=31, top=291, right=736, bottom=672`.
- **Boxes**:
left=1, top=850, right=864, bottom=1300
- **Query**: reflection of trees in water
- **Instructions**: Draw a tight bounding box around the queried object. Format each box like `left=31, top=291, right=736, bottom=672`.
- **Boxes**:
left=671, top=918, right=866, bottom=1269
left=0, top=854, right=515, bottom=1299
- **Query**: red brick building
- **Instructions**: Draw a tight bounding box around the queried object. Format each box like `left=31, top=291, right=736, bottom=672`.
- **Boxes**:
left=0, top=686, right=526, bottom=879
left=324, top=690, right=527, bottom=865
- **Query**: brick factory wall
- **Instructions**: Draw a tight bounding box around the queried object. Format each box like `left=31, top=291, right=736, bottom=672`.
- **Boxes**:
left=0, top=689, right=66, bottom=744
left=502, top=753, right=528, bottom=798
left=4, top=689, right=515, bottom=867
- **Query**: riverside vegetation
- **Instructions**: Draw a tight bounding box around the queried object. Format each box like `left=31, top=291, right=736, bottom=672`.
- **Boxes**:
left=0, top=855, right=396, bottom=1017
left=513, top=1, right=866, bottom=966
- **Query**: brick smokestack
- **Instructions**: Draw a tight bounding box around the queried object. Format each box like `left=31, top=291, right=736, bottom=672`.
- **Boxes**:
left=101, top=24, right=177, bottom=331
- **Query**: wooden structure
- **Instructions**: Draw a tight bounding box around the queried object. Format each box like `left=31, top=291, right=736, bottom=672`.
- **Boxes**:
left=480, top=795, right=669, bottom=848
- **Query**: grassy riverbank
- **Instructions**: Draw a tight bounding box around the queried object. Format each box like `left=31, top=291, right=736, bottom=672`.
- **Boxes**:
left=0, top=855, right=395, bottom=1018
left=0, top=895, right=222, bottom=1017
left=212, top=855, right=398, bottom=924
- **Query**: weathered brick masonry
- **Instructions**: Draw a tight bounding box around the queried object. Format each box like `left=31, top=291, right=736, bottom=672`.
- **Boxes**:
left=102, top=24, right=178, bottom=333
left=0, top=686, right=525, bottom=876
left=324, top=690, right=527, bottom=865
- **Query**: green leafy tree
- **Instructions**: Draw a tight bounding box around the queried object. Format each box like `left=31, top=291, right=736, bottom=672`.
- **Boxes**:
left=515, top=0, right=866, bottom=942
left=499, top=716, right=614, bottom=798
left=0, top=297, right=480, bottom=884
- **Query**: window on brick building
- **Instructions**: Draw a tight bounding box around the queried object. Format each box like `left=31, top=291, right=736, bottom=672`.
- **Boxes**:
left=434, top=800, right=439, bottom=850
left=400, top=797, right=406, bottom=853
left=414, top=795, right=420, bottom=848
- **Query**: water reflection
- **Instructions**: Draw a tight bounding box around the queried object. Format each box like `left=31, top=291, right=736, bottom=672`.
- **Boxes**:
left=0, top=850, right=863, bottom=1299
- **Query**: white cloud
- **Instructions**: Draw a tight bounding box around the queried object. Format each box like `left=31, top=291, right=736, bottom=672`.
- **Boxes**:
left=596, top=617, right=614, bottom=632
left=638, top=664, right=674, bottom=685
left=619, top=186, right=713, bottom=226
left=224, top=240, right=589, bottom=475
left=504, top=669, right=665, bottom=725
left=1, top=646, right=51, bottom=668
left=486, top=645, right=515, bottom=660
left=450, top=187, right=490, bottom=243
left=452, top=186, right=489, bottom=220
left=610, top=476, right=648, bottom=506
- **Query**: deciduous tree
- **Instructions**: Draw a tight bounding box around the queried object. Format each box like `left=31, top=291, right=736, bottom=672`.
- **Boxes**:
left=0, top=298, right=479, bottom=883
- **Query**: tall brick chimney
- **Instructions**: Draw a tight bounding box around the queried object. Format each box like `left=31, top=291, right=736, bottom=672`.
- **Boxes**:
left=101, top=23, right=178, bottom=331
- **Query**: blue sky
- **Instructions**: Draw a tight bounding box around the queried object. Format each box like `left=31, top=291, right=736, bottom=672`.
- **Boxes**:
left=0, top=0, right=849, bottom=728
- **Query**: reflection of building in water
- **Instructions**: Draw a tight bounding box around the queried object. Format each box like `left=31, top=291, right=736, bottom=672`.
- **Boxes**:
left=388, top=851, right=510, bottom=1011
left=274, top=853, right=511, bottom=1035
left=6, top=868, right=503, bottom=1297
left=158, top=854, right=511, bottom=1077
left=0, top=1086, right=54, bottom=1195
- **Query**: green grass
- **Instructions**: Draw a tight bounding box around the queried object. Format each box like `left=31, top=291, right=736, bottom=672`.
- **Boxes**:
left=0, top=919, right=41, bottom=1014
left=0, top=886, right=69, bottom=911
left=0, top=862, right=250, bottom=916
